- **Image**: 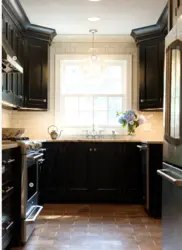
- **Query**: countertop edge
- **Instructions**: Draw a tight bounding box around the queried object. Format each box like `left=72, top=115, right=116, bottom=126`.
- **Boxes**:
left=2, top=143, right=19, bottom=150
left=42, top=139, right=163, bottom=144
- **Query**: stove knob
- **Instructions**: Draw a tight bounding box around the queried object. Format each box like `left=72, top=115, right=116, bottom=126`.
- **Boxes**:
left=26, top=144, right=31, bottom=151
left=35, top=142, right=41, bottom=149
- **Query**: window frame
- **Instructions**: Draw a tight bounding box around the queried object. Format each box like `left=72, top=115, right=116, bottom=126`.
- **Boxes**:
left=55, top=54, right=132, bottom=129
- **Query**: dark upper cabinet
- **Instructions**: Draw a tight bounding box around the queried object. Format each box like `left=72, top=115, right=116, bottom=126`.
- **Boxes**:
left=131, top=5, right=168, bottom=110
left=2, top=1, right=56, bottom=110
left=24, top=38, right=48, bottom=109
left=139, top=37, right=165, bottom=110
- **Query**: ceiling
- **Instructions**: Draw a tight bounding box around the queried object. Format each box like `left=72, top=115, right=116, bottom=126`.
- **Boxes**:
left=19, top=0, right=167, bottom=35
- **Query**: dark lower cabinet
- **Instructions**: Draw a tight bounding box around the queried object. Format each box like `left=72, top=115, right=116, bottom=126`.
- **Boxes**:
left=2, top=147, right=21, bottom=249
left=40, top=142, right=143, bottom=204
left=39, top=143, right=60, bottom=203
left=122, top=143, right=142, bottom=203
left=88, top=143, right=122, bottom=203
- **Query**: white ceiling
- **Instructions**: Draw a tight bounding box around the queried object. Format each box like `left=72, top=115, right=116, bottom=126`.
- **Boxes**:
left=19, top=0, right=167, bottom=35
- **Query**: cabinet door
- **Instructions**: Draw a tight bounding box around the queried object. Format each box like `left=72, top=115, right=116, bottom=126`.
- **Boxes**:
left=39, top=144, right=60, bottom=203
left=89, top=143, right=121, bottom=202
left=139, top=37, right=165, bottom=110
left=63, top=143, right=90, bottom=202
left=122, top=143, right=142, bottom=203
left=24, top=38, right=48, bottom=109
left=14, top=73, right=24, bottom=106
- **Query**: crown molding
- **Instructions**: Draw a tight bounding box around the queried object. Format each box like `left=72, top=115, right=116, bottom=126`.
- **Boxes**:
left=2, top=0, right=57, bottom=44
left=131, top=3, right=168, bottom=44
left=53, top=35, right=135, bottom=43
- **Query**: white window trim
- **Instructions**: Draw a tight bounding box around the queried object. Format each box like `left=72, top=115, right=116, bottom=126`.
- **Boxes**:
left=55, top=54, right=132, bottom=129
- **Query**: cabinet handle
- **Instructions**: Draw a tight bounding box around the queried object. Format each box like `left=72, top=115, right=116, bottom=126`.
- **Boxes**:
left=6, top=221, right=14, bottom=231
left=43, top=99, right=47, bottom=103
left=94, top=148, right=96, bottom=152
left=39, top=148, right=46, bottom=152
left=3, top=186, right=14, bottom=194
left=90, top=148, right=92, bottom=151
left=7, top=159, right=15, bottom=164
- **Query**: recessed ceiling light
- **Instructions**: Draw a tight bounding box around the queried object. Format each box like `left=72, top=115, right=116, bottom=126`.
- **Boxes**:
left=88, top=17, right=100, bottom=22
left=89, top=0, right=102, bottom=2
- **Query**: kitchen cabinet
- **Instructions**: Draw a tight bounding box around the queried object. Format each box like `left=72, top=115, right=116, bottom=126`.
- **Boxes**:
left=2, top=147, right=21, bottom=249
left=139, top=37, right=165, bottom=110
left=63, top=143, right=90, bottom=202
left=2, top=72, right=24, bottom=107
left=122, top=143, right=142, bottom=203
left=24, top=38, right=48, bottom=109
left=131, top=5, right=167, bottom=110
left=88, top=143, right=122, bottom=202
left=2, top=0, right=56, bottom=110
left=40, top=142, right=143, bottom=204
left=39, top=143, right=60, bottom=203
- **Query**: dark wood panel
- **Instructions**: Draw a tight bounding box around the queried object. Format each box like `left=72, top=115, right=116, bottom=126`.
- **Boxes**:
left=41, top=142, right=143, bottom=204
left=139, top=37, right=165, bottom=110
left=24, top=38, right=48, bottom=109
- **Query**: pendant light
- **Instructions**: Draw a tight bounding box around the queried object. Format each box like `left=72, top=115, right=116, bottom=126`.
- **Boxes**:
left=89, top=29, right=98, bottom=61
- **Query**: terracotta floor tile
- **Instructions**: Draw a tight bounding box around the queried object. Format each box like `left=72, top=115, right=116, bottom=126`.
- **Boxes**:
left=10, top=204, right=161, bottom=250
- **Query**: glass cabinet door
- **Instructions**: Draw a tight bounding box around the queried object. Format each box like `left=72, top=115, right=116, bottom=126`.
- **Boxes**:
left=165, top=40, right=182, bottom=145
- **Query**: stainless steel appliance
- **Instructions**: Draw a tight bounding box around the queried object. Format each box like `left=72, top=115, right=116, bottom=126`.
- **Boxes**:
left=157, top=15, right=182, bottom=250
left=138, top=143, right=162, bottom=218
left=3, top=137, right=45, bottom=244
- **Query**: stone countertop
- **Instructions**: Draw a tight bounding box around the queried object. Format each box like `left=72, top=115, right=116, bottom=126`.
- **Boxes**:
left=2, top=142, right=19, bottom=150
left=44, top=136, right=163, bottom=144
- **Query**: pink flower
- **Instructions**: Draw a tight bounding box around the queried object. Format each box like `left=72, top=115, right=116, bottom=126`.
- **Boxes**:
left=138, top=115, right=145, bottom=125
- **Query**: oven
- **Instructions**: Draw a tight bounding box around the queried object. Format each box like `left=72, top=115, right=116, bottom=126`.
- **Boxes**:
left=21, top=150, right=44, bottom=244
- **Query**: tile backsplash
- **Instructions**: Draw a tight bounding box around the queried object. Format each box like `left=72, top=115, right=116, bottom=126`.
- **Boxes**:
left=2, top=108, right=12, bottom=128
left=4, top=35, right=164, bottom=141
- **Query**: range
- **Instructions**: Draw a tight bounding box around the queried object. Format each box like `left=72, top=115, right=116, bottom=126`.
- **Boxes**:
left=3, top=137, right=45, bottom=244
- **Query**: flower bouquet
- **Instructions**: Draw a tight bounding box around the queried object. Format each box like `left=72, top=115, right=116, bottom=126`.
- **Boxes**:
left=116, top=110, right=145, bottom=135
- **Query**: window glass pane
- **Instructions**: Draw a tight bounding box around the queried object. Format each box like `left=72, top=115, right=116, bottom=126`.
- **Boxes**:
left=79, top=97, right=92, bottom=111
left=94, top=111, right=107, bottom=125
left=94, top=97, right=107, bottom=111
left=79, top=111, right=93, bottom=125
left=108, top=111, right=119, bottom=125
left=65, top=111, right=79, bottom=125
left=65, top=97, right=78, bottom=111
left=108, top=97, right=122, bottom=111
left=61, top=60, right=123, bottom=95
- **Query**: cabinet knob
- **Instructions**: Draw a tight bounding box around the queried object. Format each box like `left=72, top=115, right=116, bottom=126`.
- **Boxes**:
left=90, top=148, right=92, bottom=151
left=43, top=99, right=47, bottom=103
left=19, top=95, right=23, bottom=99
left=94, top=148, right=96, bottom=152
left=140, top=99, right=144, bottom=103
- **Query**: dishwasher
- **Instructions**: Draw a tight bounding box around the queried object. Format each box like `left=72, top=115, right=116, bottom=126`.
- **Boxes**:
left=157, top=163, right=182, bottom=250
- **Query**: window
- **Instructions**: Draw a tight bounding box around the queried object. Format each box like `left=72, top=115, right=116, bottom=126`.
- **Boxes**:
left=55, top=55, right=132, bottom=128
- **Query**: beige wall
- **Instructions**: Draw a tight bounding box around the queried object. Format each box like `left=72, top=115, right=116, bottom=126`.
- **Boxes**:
left=2, top=108, right=12, bottom=128
left=8, top=35, right=164, bottom=140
